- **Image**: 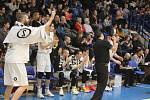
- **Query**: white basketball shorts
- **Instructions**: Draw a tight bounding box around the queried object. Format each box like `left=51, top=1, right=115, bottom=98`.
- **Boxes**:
left=4, top=63, right=28, bottom=86
left=36, top=52, right=52, bottom=72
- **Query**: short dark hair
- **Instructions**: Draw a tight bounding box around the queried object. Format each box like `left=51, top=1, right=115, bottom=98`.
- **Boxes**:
left=2, top=20, right=9, bottom=27
left=136, top=47, right=143, bottom=53
left=74, top=50, right=82, bottom=55
left=62, top=48, right=69, bottom=53
left=96, top=30, right=103, bottom=38
left=80, top=44, right=89, bottom=52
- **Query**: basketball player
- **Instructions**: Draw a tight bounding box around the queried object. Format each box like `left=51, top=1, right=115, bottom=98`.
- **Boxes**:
left=3, top=11, right=56, bottom=100
left=36, top=24, right=55, bottom=98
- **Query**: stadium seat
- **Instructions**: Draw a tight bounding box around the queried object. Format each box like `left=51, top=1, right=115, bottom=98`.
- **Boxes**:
left=0, top=67, right=4, bottom=96
left=26, top=66, right=36, bottom=92
left=0, top=67, right=4, bottom=85
left=128, top=59, right=138, bottom=68
left=26, top=66, right=36, bottom=80
left=128, top=60, right=145, bottom=83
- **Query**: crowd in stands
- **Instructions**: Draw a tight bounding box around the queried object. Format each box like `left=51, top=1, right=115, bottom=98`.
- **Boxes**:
left=0, top=0, right=150, bottom=98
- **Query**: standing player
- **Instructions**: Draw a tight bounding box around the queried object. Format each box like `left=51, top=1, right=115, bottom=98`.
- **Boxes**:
left=36, top=23, right=55, bottom=98
left=3, top=11, right=56, bottom=100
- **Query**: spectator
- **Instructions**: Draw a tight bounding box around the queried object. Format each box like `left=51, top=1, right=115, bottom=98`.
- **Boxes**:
left=0, top=6, right=6, bottom=28
left=53, top=15, right=60, bottom=28
left=0, top=20, right=10, bottom=65
left=123, top=4, right=130, bottom=20
left=90, top=9, right=98, bottom=25
left=144, top=48, right=150, bottom=63
left=82, top=9, right=90, bottom=19
left=103, top=15, right=112, bottom=27
left=132, top=34, right=144, bottom=53
left=0, top=20, right=10, bottom=50
left=31, top=11, right=41, bottom=27
left=74, top=17, right=85, bottom=38
left=56, top=16, right=71, bottom=39
left=120, top=35, right=133, bottom=54
left=131, top=48, right=144, bottom=65
left=83, top=18, right=94, bottom=34
left=56, top=4, right=63, bottom=16
left=5, top=0, right=20, bottom=12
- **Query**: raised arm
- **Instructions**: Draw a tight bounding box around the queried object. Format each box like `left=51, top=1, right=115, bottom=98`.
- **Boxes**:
left=45, top=11, right=56, bottom=28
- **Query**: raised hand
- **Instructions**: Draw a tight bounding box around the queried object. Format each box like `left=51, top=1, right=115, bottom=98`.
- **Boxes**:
left=51, top=10, right=56, bottom=18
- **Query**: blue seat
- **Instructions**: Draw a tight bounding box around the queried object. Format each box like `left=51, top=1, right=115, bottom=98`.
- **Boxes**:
left=135, top=71, right=145, bottom=75
left=0, top=68, right=3, bottom=76
left=26, top=66, right=36, bottom=80
left=49, top=65, right=58, bottom=81
left=0, top=68, right=4, bottom=85
left=128, top=60, right=145, bottom=75
left=50, top=76, right=58, bottom=81
left=128, top=60, right=145, bottom=83
left=0, top=67, right=4, bottom=95
left=128, top=60, right=138, bottom=68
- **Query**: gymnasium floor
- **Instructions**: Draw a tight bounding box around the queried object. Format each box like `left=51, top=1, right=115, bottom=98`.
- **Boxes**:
left=1, top=84, right=149, bottom=100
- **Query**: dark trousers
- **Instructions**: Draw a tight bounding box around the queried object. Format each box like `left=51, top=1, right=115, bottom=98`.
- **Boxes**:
left=81, top=70, right=90, bottom=83
left=81, top=70, right=97, bottom=83
left=91, top=63, right=108, bottom=100
left=58, top=72, right=65, bottom=87
left=121, top=69, right=135, bottom=86
left=58, top=70, right=77, bottom=87
left=70, top=70, right=78, bottom=87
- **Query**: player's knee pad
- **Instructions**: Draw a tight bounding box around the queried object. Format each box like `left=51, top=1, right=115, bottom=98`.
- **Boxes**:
left=59, top=72, right=64, bottom=79
left=83, top=70, right=90, bottom=77
left=83, top=70, right=90, bottom=74
left=45, top=72, right=51, bottom=79
left=37, top=72, right=44, bottom=79
left=91, top=71, right=97, bottom=80
left=70, top=71, right=77, bottom=79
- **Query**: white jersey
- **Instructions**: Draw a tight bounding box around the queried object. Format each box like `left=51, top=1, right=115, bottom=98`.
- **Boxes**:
left=78, top=57, right=87, bottom=73
left=3, top=22, right=46, bottom=44
left=3, top=22, right=47, bottom=63
left=37, top=32, right=54, bottom=54
left=5, top=43, right=29, bottom=63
